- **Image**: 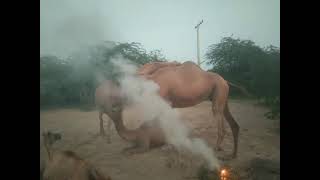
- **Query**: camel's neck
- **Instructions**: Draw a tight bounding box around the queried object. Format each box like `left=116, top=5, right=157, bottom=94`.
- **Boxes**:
left=111, top=111, right=137, bottom=141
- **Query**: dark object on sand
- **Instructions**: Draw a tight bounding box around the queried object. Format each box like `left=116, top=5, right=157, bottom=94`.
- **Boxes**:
left=247, top=158, right=280, bottom=180
left=197, top=165, right=219, bottom=180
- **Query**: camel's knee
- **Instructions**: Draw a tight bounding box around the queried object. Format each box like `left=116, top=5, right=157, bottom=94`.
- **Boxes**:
left=217, top=127, right=225, bottom=138
left=106, top=120, right=112, bottom=132
left=221, top=128, right=226, bottom=139
left=106, top=135, right=111, bottom=144
left=216, top=129, right=224, bottom=145
left=234, top=121, right=240, bottom=130
left=231, top=121, right=240, bottom=136
left=100, top=124, right=105, bottom=135
left=99, top=112, right=103, bottom=126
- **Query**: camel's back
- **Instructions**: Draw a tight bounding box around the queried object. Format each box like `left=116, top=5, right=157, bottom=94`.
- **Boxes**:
left=175, top=64, right=228, bottom=93
left=147, top=61, right=217, bottom=107
left=176, top=61, right=208, bottom=80
left=137, top=61, right=181, bottom=76
left=150, top=61, right=212, bottom=85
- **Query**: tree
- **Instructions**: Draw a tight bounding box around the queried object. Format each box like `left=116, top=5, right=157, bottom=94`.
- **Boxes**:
left=40, top=56, right=73, bottom=106
left=205, top=37, right=280, bottom=119
left=40, top=41, right=167, bottom=107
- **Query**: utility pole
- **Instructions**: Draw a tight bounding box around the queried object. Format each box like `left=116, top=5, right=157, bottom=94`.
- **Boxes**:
left=195, top=20, right=203, bottom=66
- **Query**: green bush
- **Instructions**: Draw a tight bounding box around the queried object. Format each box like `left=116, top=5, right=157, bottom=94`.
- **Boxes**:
left=205, top=37, right=279, bottom=119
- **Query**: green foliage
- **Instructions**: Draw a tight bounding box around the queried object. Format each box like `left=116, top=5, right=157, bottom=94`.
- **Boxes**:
left=40, top=56, right=74, bottom=106
left=40, top=41, right=166, bottom=108
left=205, top=37, right=280, bottom=119
left=259, top=96, right=280, bottom=120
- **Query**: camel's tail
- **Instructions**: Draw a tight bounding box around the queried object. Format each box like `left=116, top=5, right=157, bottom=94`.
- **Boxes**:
left=227, top=81, right=252, bottom=97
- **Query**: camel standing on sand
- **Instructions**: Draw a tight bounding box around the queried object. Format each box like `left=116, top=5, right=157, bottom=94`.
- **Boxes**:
left=41, top=131, right=111, bottom=180
left=96, top=61, right=248, bottom=158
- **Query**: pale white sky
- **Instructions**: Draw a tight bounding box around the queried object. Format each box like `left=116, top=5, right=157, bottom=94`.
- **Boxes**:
left=40, top=0, right=280, bottom=70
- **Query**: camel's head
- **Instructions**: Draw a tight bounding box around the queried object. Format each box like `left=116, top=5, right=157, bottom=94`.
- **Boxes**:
left=96, top=80, right=126, bottom=110
left=105, top=99, right=124, bottom=121
left=42, top=131, right=62, bottom=146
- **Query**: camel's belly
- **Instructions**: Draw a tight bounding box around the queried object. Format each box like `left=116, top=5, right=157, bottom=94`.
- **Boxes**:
left=169, top=94, right=209, bottom=108
left=150, top=69, right=213, bottom=108
left=168, top=85, right=211, bottom=108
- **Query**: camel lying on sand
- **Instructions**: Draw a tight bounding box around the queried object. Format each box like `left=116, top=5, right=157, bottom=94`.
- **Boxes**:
left=96, top=80, right=167, bottom=154
left=41, top=131, right=111, bottom=180
left=96, top=61, right=249, bottom=158
left=112, top=106, right=166, bottom=154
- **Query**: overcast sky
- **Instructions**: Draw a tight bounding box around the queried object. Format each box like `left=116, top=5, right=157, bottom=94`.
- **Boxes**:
left=40, top=0, right=280, bottom=69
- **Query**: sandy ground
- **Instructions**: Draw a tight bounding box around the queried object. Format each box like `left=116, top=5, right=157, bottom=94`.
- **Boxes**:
left=40, top=99, right=280, bottom=180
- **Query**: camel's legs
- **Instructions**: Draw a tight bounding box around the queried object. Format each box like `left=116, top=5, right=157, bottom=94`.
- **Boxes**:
left=214, top=112, right=226, bottom=151
left=122, top=143, right=139, bottom=154
left=99, top=110, right=112, bottom=144
left=211, top=94, right=227, bottom=151
left=99, top=110, right=105, bottom=136
left=123, top=139, right=150, bottom=155
left=213, top=101, right=239, bottom=158
left=210, top=81, right=229, bottom=152
left=224, top=103, right=239, bottom=158
left=124, top=146, right=149, bottom=155
left=106, top=117, right=112, bottom=144
left=170, top=147, right=182, bottom=167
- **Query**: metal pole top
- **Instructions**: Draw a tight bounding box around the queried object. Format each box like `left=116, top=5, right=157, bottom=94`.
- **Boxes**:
left=195, top=20, right=204, bottom=29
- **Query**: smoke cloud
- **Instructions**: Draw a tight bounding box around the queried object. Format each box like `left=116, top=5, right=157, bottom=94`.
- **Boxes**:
left=110, top=57, right=220, bottom=170
left=40, top=0, right=116, bottom=58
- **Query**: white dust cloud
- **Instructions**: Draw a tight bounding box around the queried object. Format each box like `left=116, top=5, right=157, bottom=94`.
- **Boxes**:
left=110, top=57, right=220, bottom=170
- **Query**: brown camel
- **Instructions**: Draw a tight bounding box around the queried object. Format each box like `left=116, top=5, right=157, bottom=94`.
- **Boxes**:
left=96, top=61, right=248, bottom=158
left=41, top=131, right=111, bottom=180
